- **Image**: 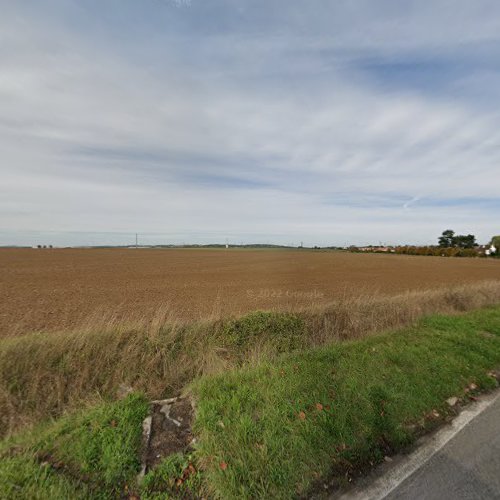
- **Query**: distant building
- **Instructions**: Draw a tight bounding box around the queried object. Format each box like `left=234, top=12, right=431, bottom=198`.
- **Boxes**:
left=486, top=245, right=497, bottom=256
left=357, top=246, right=394, bottom=253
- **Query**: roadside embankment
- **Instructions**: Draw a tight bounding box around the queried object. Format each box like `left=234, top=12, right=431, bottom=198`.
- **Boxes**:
left=1, top=305, right=499, bottom=498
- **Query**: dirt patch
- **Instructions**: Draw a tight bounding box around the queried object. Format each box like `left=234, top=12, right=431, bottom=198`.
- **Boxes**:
left=480, top=330, right=497, bottom=339
left=140, top=397, right=194, bottom=475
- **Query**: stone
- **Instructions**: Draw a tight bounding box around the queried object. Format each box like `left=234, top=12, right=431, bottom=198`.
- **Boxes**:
left=160, top=403, right=182, bottom=427
left=446, top=397, right=458, bottom=407
left=137, top=416, right=153, bottom=483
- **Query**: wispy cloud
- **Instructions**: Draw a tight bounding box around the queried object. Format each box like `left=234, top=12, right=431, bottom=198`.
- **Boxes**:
left=403, top=197, right=420, bottom=211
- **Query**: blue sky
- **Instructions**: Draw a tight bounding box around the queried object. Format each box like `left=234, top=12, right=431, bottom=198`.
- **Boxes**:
left=1, top=0, right=500, bottom=246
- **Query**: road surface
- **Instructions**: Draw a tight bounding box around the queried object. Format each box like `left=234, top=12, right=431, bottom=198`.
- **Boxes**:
left=340, top=390, right=500, bottom=500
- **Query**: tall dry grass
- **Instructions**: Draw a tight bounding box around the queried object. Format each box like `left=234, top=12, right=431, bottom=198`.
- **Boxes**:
left=1, top=280, right=500, bottom=437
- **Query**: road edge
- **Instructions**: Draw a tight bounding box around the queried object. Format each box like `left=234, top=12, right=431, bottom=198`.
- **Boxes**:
left=338, top=388, right=500, bottom=500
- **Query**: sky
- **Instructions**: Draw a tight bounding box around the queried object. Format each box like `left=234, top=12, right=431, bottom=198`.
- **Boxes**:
left=1, top=0, right=500, bottom=247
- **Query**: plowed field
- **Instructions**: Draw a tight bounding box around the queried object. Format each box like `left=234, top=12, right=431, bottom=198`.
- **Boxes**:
left=1, top=248, right=500, bottom=337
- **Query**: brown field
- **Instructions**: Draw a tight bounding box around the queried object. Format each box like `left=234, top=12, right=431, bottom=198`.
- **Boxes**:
left=1, top=247, right=500, bottom=337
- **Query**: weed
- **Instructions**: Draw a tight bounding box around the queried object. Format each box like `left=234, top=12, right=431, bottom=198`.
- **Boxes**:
left=2, top=281, right=500, bottom=437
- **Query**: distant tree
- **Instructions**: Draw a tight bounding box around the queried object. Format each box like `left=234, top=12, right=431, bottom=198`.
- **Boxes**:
left=438, top=230, right=476, bottom=249
left=491, top=236, right=500, bottom=248
left=454, top=234, right=477, bottom=249
left=489, top=236, right=500, bottom=257
left=438, top=229, right=455, bottom=247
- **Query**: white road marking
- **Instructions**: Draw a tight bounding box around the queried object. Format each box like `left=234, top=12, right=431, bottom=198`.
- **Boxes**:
left=339, top=390, right=500, bottom=500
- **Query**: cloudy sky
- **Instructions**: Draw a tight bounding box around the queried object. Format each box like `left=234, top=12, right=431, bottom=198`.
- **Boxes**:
left=1, top=0, right=500, bottom=247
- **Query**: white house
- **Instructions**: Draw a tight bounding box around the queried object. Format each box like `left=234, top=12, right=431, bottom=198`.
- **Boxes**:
left=485, top=245, right=497, bottom=256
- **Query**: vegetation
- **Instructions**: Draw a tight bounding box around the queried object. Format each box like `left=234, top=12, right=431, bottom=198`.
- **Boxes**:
left=0, top=456, right=88, bottom=500
left=192, top=306, right=500, bottom=498
left=2, top=281, right=500, bottom=439
left=0, top=394, right=148, bottom=499
left=349, top=244, right=482, bottom=257
left=394, top=245, right=479, bottom=257
left=1, top=306, right=500, bottom=498
left=349, top=229, right=500, bottom=257
left=438, top=229, right=477, bottom=249
left=391, top=229, right=482, bottom=257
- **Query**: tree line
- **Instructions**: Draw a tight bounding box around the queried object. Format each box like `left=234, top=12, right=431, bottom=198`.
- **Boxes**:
left=349, top=230, right=498, bottom=258
left=395, top=230, right=498, bottom=257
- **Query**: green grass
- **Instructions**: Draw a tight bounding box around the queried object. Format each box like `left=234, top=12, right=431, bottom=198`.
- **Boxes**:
left=140, top=452, right=202, bottom=499
left=192, top=307, right=500, bottom=499
left=0, top=455, right=89, bottom=500
left=0, top=394, right=149, bottom=499
left=1, top=307, right=500, bottom=499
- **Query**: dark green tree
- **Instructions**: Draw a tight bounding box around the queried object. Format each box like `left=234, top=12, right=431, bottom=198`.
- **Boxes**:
left=438, top=229, right=455, bottom=247
left=454, top=234, right=477, bottom=249
left=438, top=230, right=477, bottom=249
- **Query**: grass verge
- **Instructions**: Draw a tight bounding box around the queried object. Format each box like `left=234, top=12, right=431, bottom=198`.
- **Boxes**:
left=1, top=306, right=500, bottom=498
left=2, top=281, right=500, bottom=437
left=192, top=306, right=500, bottom=498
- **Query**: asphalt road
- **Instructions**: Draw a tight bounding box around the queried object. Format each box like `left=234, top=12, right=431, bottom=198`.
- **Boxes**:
left=385, top=394, right=500, bottom=499
left=339, top=391, right=500, bottom=500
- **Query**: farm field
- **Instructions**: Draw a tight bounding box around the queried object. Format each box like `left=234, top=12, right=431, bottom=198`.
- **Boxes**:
left=1, top=248, right=500, bottom=337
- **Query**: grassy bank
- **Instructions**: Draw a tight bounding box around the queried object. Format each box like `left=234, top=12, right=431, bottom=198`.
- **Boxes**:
left=192, top=306, right=500, bottom=498
left=1, top=306, right=500, bottom=498
left=2, top=281, right=500, bottom=437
